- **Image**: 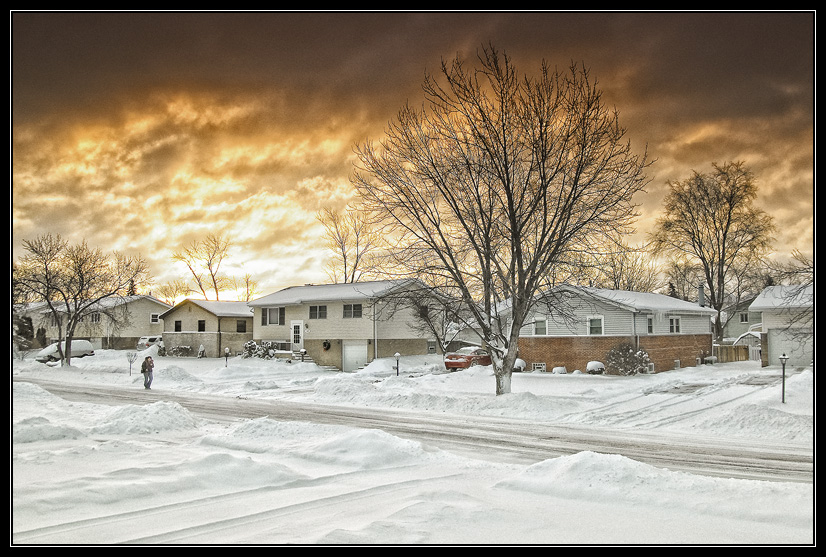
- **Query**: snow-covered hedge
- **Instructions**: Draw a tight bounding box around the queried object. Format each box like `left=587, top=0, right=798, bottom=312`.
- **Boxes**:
left=242, top=340, right=292, bottom=360
left=605, top=343, right=651, bottom=376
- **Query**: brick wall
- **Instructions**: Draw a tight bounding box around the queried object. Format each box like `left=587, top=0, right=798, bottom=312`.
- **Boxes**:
left=518, top=334, right=713, bottom=373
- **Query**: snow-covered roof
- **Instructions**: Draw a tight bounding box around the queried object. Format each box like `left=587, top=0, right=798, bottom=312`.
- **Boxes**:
left=249, top=280, right=412, bottom=307
left=161, top=299, right=253, bottom=318
left=556, top=285, right=718, bottom=315
left=748, top=285, right=813, bottom=312
left=22, top=295, right=171, bottom=314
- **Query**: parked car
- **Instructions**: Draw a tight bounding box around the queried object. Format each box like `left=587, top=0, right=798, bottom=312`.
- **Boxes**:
left=444, top=346, right=492, bottom=369
left=137, top=335, right=162, bottom=351
left=35, top=340, right=95, bottom=363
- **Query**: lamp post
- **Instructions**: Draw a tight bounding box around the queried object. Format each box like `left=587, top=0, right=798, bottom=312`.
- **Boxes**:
left=394, top=352, right=401, bottom=376
left=779, top=353, right=789, bottom=403
left=225, top=347, right=230, bottom=367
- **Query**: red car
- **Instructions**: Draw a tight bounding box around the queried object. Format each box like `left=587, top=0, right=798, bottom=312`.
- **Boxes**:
left=444, top=346, right=492, bottom=369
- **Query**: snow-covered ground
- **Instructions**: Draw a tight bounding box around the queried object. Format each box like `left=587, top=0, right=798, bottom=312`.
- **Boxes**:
left=12, top=347, right=814, bottom=545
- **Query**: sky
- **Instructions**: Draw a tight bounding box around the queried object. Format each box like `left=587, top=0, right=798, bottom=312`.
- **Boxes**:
left=11, top=11, right=815, bottom=299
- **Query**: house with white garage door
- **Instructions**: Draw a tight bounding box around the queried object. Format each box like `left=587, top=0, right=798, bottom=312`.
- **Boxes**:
left=249, top=280, right=439, bottom=371
left=749, top=284, right=813, bottom=367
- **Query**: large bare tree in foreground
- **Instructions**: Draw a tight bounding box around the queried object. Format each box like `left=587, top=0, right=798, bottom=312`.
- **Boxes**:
left=651, top=161, right=776, bottom=342
left=352, top=47, right=650, bottom=394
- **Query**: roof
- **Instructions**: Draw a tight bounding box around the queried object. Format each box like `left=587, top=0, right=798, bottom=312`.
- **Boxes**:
left=249, top=280, right=413, bottom=307
left=22, top=295, right=171, bottom=314
left=749, top=285, right=813, bottom=311
left=160, top=299, right=253, bottom=319
left=555, top=285, right=718, bottom=316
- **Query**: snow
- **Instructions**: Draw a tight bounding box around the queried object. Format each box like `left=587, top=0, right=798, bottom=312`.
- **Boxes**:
left=12, top=347, right=814, bottom=545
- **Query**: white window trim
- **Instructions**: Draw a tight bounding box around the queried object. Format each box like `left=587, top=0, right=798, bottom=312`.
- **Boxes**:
left=587, top=315, right=604, bottom=336
left=534, top=317, right=547, bottom=336
left=669, top=316, right=682, bottom=334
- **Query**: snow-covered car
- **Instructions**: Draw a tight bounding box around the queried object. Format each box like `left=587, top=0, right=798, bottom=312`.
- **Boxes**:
left=136, top=335, right=162, bottom=350
left=444, top=346, right=492, bottom=370
left=34, top=340, right=95, bottom=363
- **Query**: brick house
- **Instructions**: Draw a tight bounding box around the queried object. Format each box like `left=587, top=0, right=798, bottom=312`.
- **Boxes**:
left=248, top=280, right=438, bottom=371
left=160, top=299, right=254, bottom=358
left=515, top=285, right=717, bottom=373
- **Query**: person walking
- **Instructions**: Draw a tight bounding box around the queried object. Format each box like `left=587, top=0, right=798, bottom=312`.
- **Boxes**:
left=141, top=356, right=154, bottom=390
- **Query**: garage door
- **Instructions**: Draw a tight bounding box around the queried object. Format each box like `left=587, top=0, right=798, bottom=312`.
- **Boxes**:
left=342, top=340, right=368, bottom=372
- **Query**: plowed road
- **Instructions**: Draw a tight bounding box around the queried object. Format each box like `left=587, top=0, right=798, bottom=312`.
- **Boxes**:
left=15, top=376, right=813, bottom=484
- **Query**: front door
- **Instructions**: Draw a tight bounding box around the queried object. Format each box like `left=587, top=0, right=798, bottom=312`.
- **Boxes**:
left=291, top=320, right=304, bottom=353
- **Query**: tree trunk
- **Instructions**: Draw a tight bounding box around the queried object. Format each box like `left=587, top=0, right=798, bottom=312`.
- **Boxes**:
left=495, top=369, right=512, bottom=395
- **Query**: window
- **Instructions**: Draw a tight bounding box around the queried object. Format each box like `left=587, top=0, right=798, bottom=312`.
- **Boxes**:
left=343, top=303, right=362, bottom=318
left=534, top=318, right=546, bottom=336
left=174, top=320, right=182, bottom=332
left=647, top=316, right=654, bottom=334
left=150, top=313, right=160, bottom=324
left=262, top=307, right=285, bottom=326
left=90, top=312, right=101, bottom=324
left=198, top=320, right=206, bottom=332
left=309, top=305, right=327, bottom=319
left=236, top=320, right=247, bottom=333
left=739, top=312, right=749, bottom=323
left=587, top=316, right=604, bottom=335
left=669, top=317, right=681, bottom=334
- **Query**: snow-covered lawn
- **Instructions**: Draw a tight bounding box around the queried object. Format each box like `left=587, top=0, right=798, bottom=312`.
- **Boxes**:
left=12, top=348, right=813, bottom=545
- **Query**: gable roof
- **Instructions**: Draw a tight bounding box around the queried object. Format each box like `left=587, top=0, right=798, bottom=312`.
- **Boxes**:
left=749, top=285, right=813, bottom=311
left=23, top=295, right=171, bottom=315
left=553, top=285, right=718, bottom=316
left=249, top=280, right=414, bottom=307
left=160, top=299, right=253, bottom=319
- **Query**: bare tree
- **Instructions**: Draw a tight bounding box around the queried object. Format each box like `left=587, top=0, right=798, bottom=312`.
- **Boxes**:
left=352, top=47, right=650, bottom=394
left=154, top=279, right=192, bottom=306
left=16, top=234, right=150, bottom=365
left=317, top=206, right=381, bottom=283
left=651, top=161, right=776, bottom=342
left=589, top=241, right=663, bottom=292
left=172, top=233, right=232, bottom=300
left=231, top=273, right=261, bottom=302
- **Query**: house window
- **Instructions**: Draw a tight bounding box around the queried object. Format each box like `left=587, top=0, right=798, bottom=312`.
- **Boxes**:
left=236, top=320, right=247, bottom=333
left=669, top=317, right=681, bottom=334
left=647, top=316, right=654, bottom=334
left=343, top=303, right=362, bottom=318
left=534, top=318, right=547, bottom=336
left=739, top=312, right=749, bottom=323
left=90, top=312, right=101, bottom=324
left=198, top=320, right=206, bottom=332
left=587, top=316, right=604, bottom=335
left=309, top=305, right=327, bottom=319
left=262, top=307, right=285, bottom=326
left=150, top=313, right=160, bottom=324
left=174, top=320, right=182, bottom=332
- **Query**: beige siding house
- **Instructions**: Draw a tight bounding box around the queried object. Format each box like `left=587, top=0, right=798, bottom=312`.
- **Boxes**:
left=160, top=299, right=254, bottom=358
left=249, top=280, right=438, bottom=371
left=749, top=285, right=813, bottom=367
left=23, top=295, right=171, bottom=350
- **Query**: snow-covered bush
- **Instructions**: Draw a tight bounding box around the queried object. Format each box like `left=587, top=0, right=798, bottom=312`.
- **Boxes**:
left=586, top=361, right=605, bottom=374
left=242, top=340, right=289, bottom=360
left=168, top=345, right=192, bottom=357
left=605, top=343, right=651, bottom=376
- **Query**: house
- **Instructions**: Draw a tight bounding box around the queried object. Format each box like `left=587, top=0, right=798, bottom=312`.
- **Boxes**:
left=160, top=299, right=254, bottom=358
left=249, top=280, right=439, bottom=371
left=20, top=295, right=171, bottom=350
left=516, top=285, right=717, bottom=373
left=749, top=285, right=813, bottom=367
left=721, top=296, right=762, bottom=344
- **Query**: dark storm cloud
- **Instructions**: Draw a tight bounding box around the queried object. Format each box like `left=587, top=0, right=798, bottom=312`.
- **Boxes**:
left=12, top=11, right=814, bottom=292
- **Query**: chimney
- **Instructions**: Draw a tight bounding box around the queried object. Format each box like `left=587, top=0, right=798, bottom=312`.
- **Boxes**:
left=698, top=284, right=705, bottom=307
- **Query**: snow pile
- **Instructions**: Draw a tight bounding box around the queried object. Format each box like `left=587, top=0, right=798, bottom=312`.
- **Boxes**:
left=12, top=349, right=814, bottom=545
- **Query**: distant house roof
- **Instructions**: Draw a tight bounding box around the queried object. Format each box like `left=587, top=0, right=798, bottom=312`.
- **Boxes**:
left=249, top=280, right=414, bottom=307
left=749, top=285, right=813, bottom=312
left=160, top=299, right=253, bottom=319
left=554, top=285, right=718, bottom=316
left=24, top=295, right=171, bottom=315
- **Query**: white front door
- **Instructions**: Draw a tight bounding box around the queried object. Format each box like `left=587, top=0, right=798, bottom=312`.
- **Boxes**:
left=291, top=320, right=304, bottom=352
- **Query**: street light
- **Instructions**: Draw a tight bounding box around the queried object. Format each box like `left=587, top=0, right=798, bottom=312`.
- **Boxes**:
left=779, top=353, right=789, bottom=403
left=225, top=347, right=230, bottom=367
left=394, top=352, right=401, bottom=376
